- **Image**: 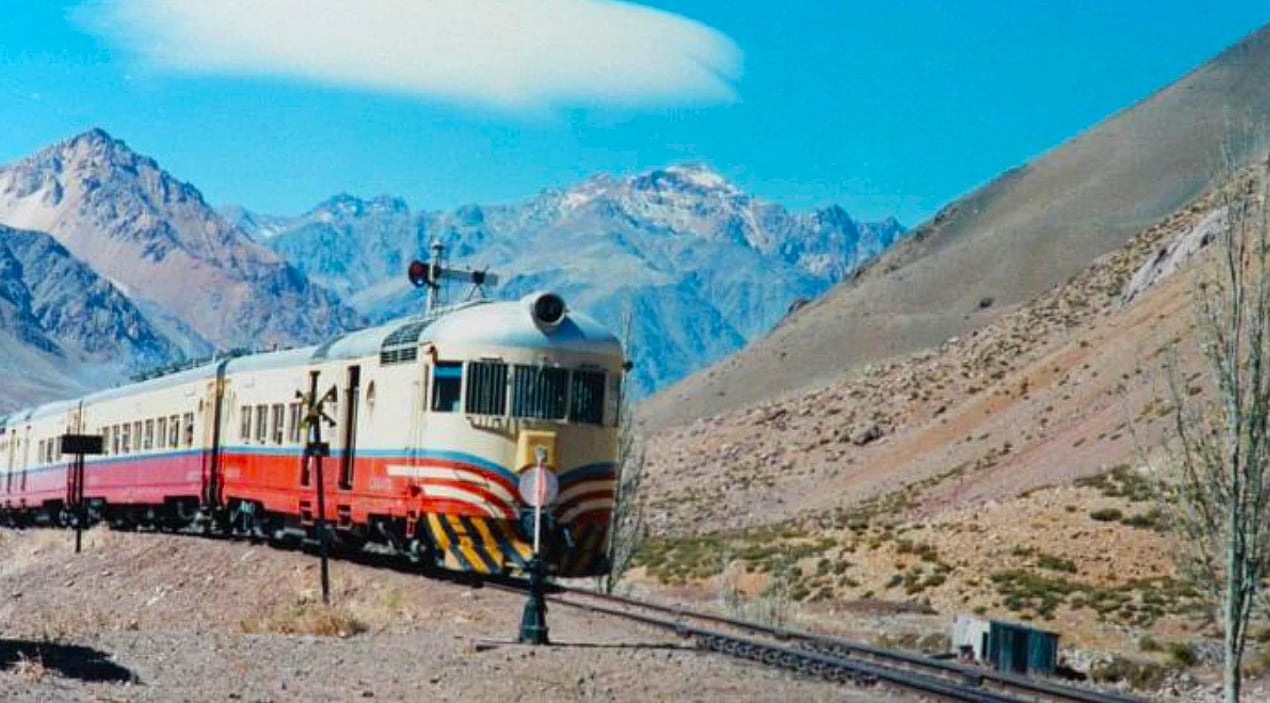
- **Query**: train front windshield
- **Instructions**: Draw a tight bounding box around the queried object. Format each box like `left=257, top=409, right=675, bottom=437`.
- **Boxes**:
left=429, top=361, right=610, bottom=425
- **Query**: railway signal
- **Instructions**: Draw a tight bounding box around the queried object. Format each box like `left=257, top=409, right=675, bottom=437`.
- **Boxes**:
left=296, top=371, right=338, bottom=605
left=517, top=446, right=555, bottom=645
left=60, top=432, right=104, bottom=553
left=407, top=240, right=499, bottom=312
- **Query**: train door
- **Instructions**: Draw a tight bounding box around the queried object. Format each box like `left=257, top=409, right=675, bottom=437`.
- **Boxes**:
left=202, top=365, right=229, bottom=508
left=2, top=430, right=11, bottom=494
left=64, top=405, right=80, bottom=506
left=20, top=425, right=30, bottom=493
left=415, top=356, right=429, bottom=444
left=338, top=365, right=360, bottom=491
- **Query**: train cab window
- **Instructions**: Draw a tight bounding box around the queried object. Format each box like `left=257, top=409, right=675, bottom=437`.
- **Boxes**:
left=512, top=365, right=569, bottom=420
left=144, top=419, right=155, bottom=450
left=431, top=362, right=463, bottom=413
left=271, top=404, right=285, bottom=444
left=240, top=406, right=252, bottom=441
left=466, top=362, right=508, bottom=415
left=182, top=413, right=194, bottom=448
left=569, top=370, right=606, bottom=425
left=156, top=418, right=167, bottom=449
left=254, top=404, right=268, bottom=443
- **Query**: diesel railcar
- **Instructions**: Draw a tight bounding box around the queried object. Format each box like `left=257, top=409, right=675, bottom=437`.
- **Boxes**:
left=0, top=290, right=623, bottom=577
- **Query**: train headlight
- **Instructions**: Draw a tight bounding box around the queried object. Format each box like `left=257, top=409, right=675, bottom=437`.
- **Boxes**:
left=527, top=292, right=566, bottom=327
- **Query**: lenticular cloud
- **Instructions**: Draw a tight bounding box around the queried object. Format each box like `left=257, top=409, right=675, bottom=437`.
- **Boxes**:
left=86, top=0, right=742, bottom=109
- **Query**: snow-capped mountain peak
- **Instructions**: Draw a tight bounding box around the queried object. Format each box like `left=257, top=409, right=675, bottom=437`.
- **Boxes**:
left=630, top=163, right=739, bottom=196
left=260, top=165, right=905, bottom=396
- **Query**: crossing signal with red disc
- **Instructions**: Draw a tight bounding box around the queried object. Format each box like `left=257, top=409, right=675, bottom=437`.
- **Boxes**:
left=408, top=259, right=430, bottom=288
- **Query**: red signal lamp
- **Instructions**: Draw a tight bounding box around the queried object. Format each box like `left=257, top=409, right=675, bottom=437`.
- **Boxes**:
left=407, top=260, right=429, bottom=288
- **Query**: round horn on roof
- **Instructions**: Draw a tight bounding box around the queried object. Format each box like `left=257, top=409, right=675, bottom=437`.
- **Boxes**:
left=524, top=291, right=566, bottom=327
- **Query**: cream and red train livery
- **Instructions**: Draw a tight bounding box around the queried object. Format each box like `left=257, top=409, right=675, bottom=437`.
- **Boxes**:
left=0, top=292, right=623, bottom=576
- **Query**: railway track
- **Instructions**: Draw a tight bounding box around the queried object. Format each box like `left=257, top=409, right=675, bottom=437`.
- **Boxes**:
left=9, top=522, right=1148, bottom=702
left=495, top=583, right=1150, bottom=703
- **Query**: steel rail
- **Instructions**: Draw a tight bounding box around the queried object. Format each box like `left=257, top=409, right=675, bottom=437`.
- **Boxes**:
left=532, top=587, right=1029, bottom=703
left=545, top=584, right=1148, bottom=703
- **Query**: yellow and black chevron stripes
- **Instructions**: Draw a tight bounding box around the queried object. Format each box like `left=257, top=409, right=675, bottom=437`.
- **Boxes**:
left=424, top=513, right=536, bottom=574
left=490, top=519, right=535, bottom=568
left=424, top=513, right=504, bottom=574
left=422, top=512, right=613, bottom=576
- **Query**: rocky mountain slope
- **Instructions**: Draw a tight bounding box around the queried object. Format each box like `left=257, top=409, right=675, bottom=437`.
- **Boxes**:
left=0, top=225, right=182, bottom=410
left=251, top=164, right=903, bottom=396
left=642, top=21, right=1270, bottom=429
left=626, top=165, right=1261, bottom=687
left=0, top=129, right=362, bottom=351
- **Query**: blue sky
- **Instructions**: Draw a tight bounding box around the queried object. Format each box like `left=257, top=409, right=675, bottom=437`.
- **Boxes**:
left=0, top=1, right=1267, bottom=225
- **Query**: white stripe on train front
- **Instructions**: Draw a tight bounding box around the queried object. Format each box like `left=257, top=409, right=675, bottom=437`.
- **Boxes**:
left=386, top=464, right=517, bottom=507
left=417, top=484, right=511, bottom=518
left=556, top=479, right=614, bottom=507
left=560, top=497, right=614, bottom=523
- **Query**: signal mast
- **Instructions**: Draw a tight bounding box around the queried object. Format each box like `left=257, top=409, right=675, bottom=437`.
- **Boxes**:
left=407, top=240, right=498, bottom=312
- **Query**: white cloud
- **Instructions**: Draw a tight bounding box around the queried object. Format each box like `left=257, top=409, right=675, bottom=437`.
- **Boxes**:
left=83, top=0, right=742, bottom=110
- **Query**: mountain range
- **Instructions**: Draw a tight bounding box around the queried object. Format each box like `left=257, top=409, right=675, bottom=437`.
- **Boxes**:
left=233, top=164, right=904, bottom=395
left=0, top=131, right=903, bottom=411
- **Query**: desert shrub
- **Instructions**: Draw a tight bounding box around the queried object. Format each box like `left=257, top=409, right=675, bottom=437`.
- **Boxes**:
left=1168, top=642, right=1198, bottom=667
left=1089, top=508, right=1123, bottom=522
left=1089, top=656, right=1169, bottom=690
left=1036, top=554, right=1078, bottom=573
left=241, top=603, right=367, bottom=637
left=1120, top=508, right=1168, bottom=531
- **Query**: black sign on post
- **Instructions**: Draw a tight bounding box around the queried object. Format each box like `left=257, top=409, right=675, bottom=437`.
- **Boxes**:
left=61, top=434, right=104, bottom=456
left=61, top=433, right=104, bottom=554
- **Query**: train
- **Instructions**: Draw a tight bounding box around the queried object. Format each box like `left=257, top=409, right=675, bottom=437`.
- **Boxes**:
left=0, top=272, right=625, bottom=578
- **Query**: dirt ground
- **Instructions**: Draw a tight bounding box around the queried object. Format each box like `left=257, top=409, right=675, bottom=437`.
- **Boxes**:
left=0, top=527, right=910, bottom=703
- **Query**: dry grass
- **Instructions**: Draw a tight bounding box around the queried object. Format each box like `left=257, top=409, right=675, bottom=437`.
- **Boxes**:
left=11, top=652, right=47, bottom=683
left=240, top=602, right=368, bottom=638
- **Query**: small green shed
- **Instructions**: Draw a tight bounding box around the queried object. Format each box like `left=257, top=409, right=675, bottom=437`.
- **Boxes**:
left=987, top=619, right=1059, bottom=675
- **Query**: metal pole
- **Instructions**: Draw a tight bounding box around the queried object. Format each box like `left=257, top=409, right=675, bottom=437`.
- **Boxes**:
left=304, top=369, right=332, bottom=606
left=519, top=449, right=550, bottom=644
left=314, top=446, right=330, bottom=605
left=533, top=468, right=543, bottom=554
left=74, top=454, right=85, bottom=554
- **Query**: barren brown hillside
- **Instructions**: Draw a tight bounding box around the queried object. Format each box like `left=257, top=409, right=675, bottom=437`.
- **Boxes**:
left=624, top=160, right=1270, bottom=699
left=642, top=21, right=1270, bottom=431
left=642, top=177, right=1223, bottom=539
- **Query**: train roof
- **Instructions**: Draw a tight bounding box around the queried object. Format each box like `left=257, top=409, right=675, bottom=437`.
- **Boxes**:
left=3, top=293, right=621, bottom=424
